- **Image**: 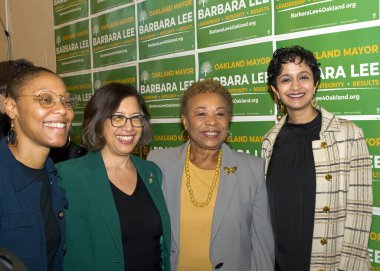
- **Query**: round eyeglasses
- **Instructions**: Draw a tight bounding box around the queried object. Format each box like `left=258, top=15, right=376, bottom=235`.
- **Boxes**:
left=108, top=114, right=146, bottom=128
left=16, top=90, right=77, bottom=109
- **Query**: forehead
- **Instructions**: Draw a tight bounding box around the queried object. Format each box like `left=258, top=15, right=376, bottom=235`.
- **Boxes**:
left=188, top=92, right=227, bottom=108
left=280, top=60, right=312, bottom=74
left=115, top=96, right=140, bottom=112
left=20, top=72, right=66, bottom=95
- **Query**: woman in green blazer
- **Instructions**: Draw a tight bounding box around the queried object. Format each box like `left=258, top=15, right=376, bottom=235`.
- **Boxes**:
left=57, top=83, right=171, bottom=271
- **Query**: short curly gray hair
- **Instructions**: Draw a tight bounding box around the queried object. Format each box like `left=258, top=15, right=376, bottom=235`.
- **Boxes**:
left=180, top=79, right=233, bottom=117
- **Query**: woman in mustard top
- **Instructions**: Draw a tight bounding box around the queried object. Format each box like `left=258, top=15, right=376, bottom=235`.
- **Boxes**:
left=148, top=79, right=274, bottom=271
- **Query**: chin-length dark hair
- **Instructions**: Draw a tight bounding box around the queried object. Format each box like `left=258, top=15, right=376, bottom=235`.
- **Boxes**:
left=81, top=83, right=152, bottom=151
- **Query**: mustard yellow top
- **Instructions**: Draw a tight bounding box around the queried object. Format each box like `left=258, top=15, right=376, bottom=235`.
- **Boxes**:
left=178, top=160, right=220, bottom=271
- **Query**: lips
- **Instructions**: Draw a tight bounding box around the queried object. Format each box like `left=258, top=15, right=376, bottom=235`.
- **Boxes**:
left=287, top=92, right=306, bottom=98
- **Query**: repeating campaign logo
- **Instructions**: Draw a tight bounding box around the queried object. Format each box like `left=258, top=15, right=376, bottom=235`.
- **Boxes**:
left=56, top=35, right=62, bottom=46
left=139, top=10, right=148, bottom=24
left=200, top=61, right=212, bottom=77
left=141, top=70, right=150, bottom=83
left=198, top=0, right=210, bottom=7
left=94, top=79, right=102, bottom=90
left=92, top=24, right=100, bottom=36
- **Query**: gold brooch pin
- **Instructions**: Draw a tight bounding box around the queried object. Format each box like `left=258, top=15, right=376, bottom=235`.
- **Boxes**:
left=224, top=167, right=237, bottom=175
left=148, top=173, right=154, bottom=184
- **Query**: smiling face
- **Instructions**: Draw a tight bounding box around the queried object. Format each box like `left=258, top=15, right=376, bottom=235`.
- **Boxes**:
left=102, top=96, right=143, bottom=157
left=182, top=92, right=230, bottom=152
left=271, top=58, right=318, bottom=122
left=6, top=71, right=73, bottom=149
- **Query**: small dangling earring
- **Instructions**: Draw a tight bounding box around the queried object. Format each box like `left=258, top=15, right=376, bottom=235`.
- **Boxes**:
left=227, top=130, right=232, bottom=141
left=276, top=98, right=285, bottom=120
left=311, top=93, right=318, bottom=108
left=180, top=129, right=189, bottom=141
left=7, top=121, right=18, bottom=147
left=64, top=135, right=71, bottom=148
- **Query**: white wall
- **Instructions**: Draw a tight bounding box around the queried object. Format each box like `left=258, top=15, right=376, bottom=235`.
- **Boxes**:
left=0, top=0, right=56, bottom=70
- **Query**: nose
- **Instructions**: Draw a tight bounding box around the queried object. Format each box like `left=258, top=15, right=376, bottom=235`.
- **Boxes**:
left=52, top=98, right=67, bottom=115
left=120, top=118, right=134, bottom=130
left=205, top=114, right=217, bottom=126
left=292, top=79, right=301, bottom=90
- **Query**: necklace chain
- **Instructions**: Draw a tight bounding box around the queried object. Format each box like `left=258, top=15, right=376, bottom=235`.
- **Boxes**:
left=184, top=144, right=222, bottom=207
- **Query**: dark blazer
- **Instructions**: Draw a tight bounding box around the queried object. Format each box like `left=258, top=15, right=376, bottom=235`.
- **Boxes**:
left=0, top=137, right=67, bottom=271
left=148, top=142, right=274, bottom=271
left=57, top=151, right=171, bottom=271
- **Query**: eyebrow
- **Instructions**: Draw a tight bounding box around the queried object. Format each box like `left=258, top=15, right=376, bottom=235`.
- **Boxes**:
left=194, top=106, right=227, bottom=110
left=113, top=111, right=142, bottom=115
left=278, top=70, right=312, bottom=77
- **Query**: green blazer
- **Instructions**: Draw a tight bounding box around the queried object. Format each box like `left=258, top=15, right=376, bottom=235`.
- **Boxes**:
left=56, top=151, right=171, bottom=271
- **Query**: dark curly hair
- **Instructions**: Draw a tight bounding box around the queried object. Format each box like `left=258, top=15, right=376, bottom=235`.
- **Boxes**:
left=180, top=78, right=233, bottom=117
left=6, top=62, right=56, bottom=99
left=81, top=83, right=152, bottom=151
left=0, top=59, right=34, bottom=96
left=267, top=45, right=321, bottom=89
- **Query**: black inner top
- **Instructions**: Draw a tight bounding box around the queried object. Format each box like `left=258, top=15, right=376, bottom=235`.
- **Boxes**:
left=22, top=164, right=60, bottom=271
left=266, top=112, right=321, bottom=271
left=110, top=174, right=162, bottom=271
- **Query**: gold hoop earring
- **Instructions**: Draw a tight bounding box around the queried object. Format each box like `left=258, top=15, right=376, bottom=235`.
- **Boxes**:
left=180, top=129, right=189, bottom=141
left=64, top=135, right=71, bottom=148
left=276, top=98, right=285, bottom=120
left=311, top=94, right=318, bottom=108
left=227, top=130, right=232, bottom=140
left=7, top=121, right=18, bottom=147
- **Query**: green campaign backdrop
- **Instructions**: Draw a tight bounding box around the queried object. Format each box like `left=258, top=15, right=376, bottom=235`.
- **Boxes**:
left=53, top=0, right=380, bottom=267
left=139, top=55, right=195, bottom=118
left=91, top=6, right=137, bottom=67
left=196, top=0, right=272, bottom=48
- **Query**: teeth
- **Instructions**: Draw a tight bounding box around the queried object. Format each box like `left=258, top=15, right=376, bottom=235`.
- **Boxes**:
left=289, top=93, right=305, bottom=98
left=117, top=135, right=133, bottom=141
left=45, top=122, right=66, bottom=128
left=205, top=132, right=218, bottom=136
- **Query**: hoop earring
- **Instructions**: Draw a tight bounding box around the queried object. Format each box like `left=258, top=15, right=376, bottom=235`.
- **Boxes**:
left=64, top=135, right=71, bottom=148
left=311, top=94, right=318, bottom=108
left=227, top=130, right=232, bottom=140
left=7, top=121, right=18, bottom=147
left=180, top=130, right=189, bottom=141
left=276, top=98, right=285, bottom=120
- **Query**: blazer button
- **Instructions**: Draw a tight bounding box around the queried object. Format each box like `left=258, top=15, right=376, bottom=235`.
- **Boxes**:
left=320, top=238, right=327, bottom=245
left=58, top=211, right=64, bottom=219
left=215, top=263, right=223, bottom=269
left=325, top=174, right=332, bottom=181
left=62, top=244, right=67, bottom=254
left=320, top=142, right=328, bottom=149
left=322, top=206, right=330, bottom=213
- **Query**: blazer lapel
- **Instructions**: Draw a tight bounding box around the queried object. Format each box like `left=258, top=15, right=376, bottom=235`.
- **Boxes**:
left=83, top=152, right=123, bottom=257
left=165, top=143, right=188, bottom=249
left=210, top=143, right=238, bottom=244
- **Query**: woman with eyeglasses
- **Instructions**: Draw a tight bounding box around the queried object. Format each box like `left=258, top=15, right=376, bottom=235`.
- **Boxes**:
left=57, top=83, right=171, bottom=271
left=0, top=62, right=75, bottom=271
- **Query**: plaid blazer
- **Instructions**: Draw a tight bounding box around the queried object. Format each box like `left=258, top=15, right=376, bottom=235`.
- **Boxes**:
left=261, top=107, right=372, bottom=271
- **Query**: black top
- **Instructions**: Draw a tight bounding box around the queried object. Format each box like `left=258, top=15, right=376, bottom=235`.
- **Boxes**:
left=110, top=175, right=162, bottom=271
left=266, top=112, right=321, bottom=271
left=22, top=164, right=60, bottom=271
left=49, top=142, right=87, bottom=164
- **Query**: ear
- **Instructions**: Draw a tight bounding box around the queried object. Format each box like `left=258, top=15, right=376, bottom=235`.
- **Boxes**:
left=270, top=85, right=280, bottom=99
left=182, top=114, right=188, bottom=130
left=4, top=97, right=17, bottom=120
